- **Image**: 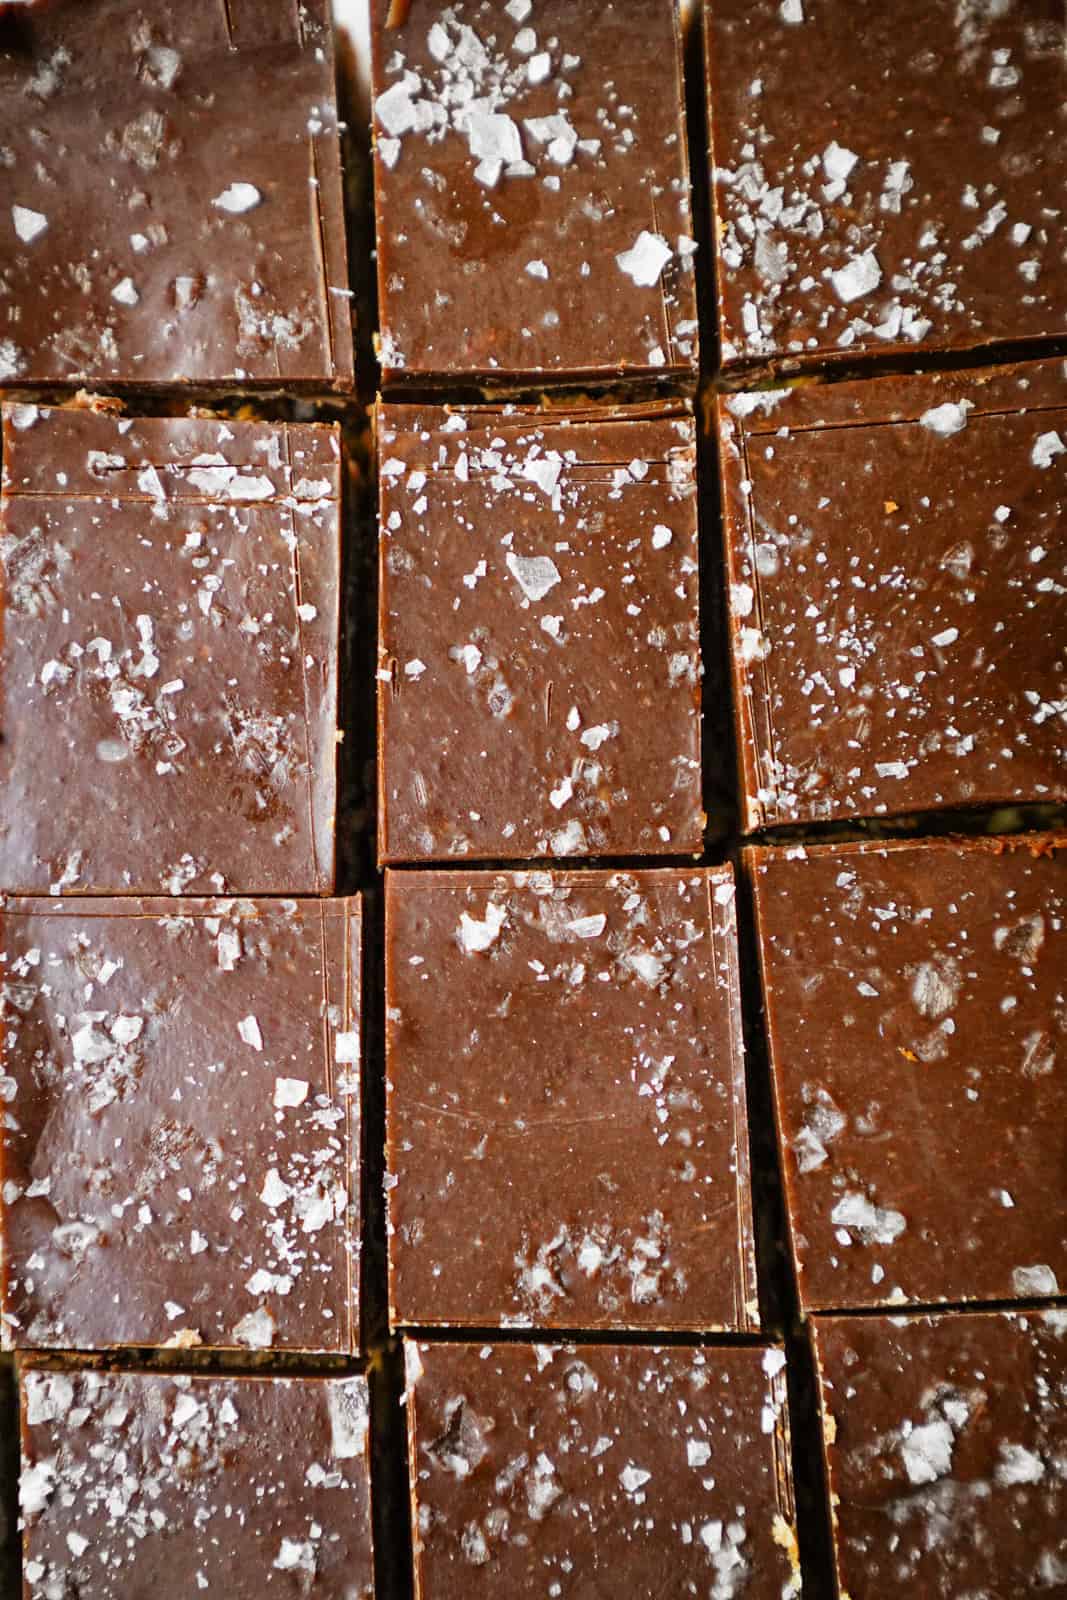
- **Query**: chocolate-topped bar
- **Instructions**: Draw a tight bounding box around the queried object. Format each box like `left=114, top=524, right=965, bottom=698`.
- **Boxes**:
left=20, top=1366, right=373, bottom=1598
left=1, top=895, right=360, bottom=1352
left=719, top=360, right=1067, bottom=830
left=405, top=1339, right=799, bottom=1596
left=378, top=401, right=702, bottom=863
left=1, top=405, right=341, bottom=895
left=705, top=0, right=1066, bottom=371
left=386, top=867, right=758, bottom=1332
left=0, top=0, right=352, bottom=390
left=748, top=833, right=1065, bottom=1313
left=812, top=1309, right=1067, bottom=1598
left=370, top=0, right=698, bottom=386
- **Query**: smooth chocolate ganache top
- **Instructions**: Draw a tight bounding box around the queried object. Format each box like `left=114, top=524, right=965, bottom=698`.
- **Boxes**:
left=0, top=405, right=342, bottom=896
left=19, top=1367, right=374, bottom=1598
left=705, top=0, right=1066, bottom=370
left=371, top=0, right=698, bottom=385
left=378, top=399, right=702, bottom=863
left=1, top=895, right=361, bottom=1354
left=386, top=865, right=758, bottom=1333
left=720, top=358, right=1066, bottom=830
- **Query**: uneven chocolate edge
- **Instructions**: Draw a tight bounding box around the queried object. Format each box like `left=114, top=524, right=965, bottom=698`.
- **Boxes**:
left=731, top=849, right=838, bottom=1595
left=377, top=369, right=699, bottom=403
left=0, top=1360, right=14, bottom=1600
left=395, top=1325, right=774, bottom=1348
left=718, top=329, right=1067, bottom=391
left=686, top=1, right=739, bottom=852
left=329, top=33, right=415, bottom=1598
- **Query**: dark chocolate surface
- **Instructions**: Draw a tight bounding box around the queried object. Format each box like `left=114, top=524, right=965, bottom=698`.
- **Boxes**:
left=370, top=0, right=698, bottom=385
left=0, top=405, right=341, bottom=895
left=0, top=0, right=353, bottom=390
left=1, top=896, right=360, bottom=1353
left=386, top=867, right=758, bottom=1332
left=378, top=401, right=703, bottom=863
left=749, top=833, right=1066, bottom=1313
left=19, top=1366, right=373, bottom=1598
left=720, top=359, right=1067, bottom=830
left=705, top=0, right=1067, bottom=370
left=405, top=1338, right=799, bottom=1597
left=813, top=1308, right=1067, bottom=1598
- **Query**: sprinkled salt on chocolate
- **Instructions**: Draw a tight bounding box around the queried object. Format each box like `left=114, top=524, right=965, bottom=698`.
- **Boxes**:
left=1, top=896, right=360, bottom=1353
left=20, top=1368, right=373, bottom=1597
left=814, top=1310, right=1066, bottom=1597
left=378, top=401, right=702, bottom=864
left=406, top=1341, right=799, bottom=1597
left=720, top=361, right=1066, bottom=830
left=0, top=0, right=352, bottom=388
left=705, top=0, right=1066, bottom=368
left=750, top=833, right=1065, bottom=1313
left=386, top=866, right=758, bottom=1332
left=370, top=0, right=698, bottom=383
left=0, top=407, right=342, bottom=896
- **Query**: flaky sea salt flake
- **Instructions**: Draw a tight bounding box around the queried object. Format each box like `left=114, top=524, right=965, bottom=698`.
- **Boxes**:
left=620, top=1464, right=652, bottom=1493
left=920, top=400, right=973, bottom=436
left=12, top=205, right=48, bottom=244
left=212, top=182, right=262, bottom=214
left=506, top=552, right=561, bottom=601
left=616, top=230, right=673, bottom=287
left=830, top=250, right=882, bottom=304
left=238, top=1014, right=263, bottom=1051
left=274, top=1077, right=309, bottom=1108
left=822, top=142, right=858, bottom=182
left=1032, top=430, right=1065, bottom=469
left=459, top=901, right=507, bottom=954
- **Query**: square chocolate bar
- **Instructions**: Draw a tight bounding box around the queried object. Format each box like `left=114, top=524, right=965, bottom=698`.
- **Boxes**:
left=719, top=360, right=1066, bottom=830
left=749, top=833, right=1065, bottom=1313
left=405, top=1338, right=799, bottom=1596
left=386, top=866, right=758, bottom=1332
left=20, top=1366, right=373, bottom=1598
left=378, top=400, right=702, bottom=863
left=813, top=1308, right=1067, bottom=1598
left=0, top=0, right=353, bottom=389
left=370, top=0, right=698, bottom=385
left=705, top=0, right=1066, bottom=370
left=1, top=895, right=361, bottom=1353
left=0, top=405, right=341, bottom=895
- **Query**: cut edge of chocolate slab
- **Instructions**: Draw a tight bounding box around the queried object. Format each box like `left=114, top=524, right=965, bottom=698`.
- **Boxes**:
left=717, top=355, right=1067, bottom=438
